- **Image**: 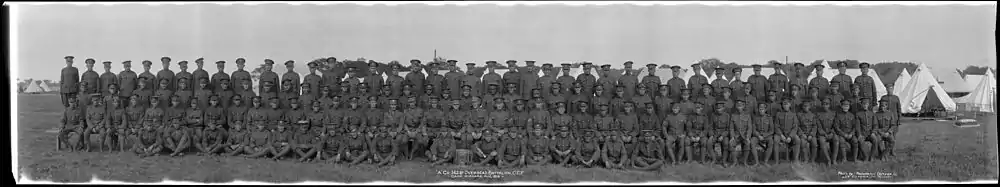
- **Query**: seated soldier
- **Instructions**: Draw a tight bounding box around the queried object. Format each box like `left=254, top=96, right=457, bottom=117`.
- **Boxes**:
left=186, top=100, right=208, bottom=154
left=497, top=130, right=526, bottom=168
left=84, top=94, right=109, bottom=152
left=428, top=130, right=456, bottom=166
left=453, top=125, right=477, bottom=166
left=574, top=130, right=603, bottom=168
left=132, top=123, right=163, bottom=158
left=269, top=121, right=295, bottom=160
left=107, top=94, right=127, bottom=152
left=473, top=128, right=503, bottom=166
left=201, top=120, right=227, bottom=156
left=319, top=126, right=346, bottom=163
left=372, top=129, right=400, bottom=166
left=293, top=121, right=324, bottom=162
left=244, top=121, right=273, bottom=159
left=526, top=124, right=552, bottom=166
left=876, top=99, right=899, bottom=160
left=550, top=125, right=577, bottom=167
left=632, top=130, right=665, bottom=171
left=344, top=127, right=371, bottom=165
left=662, top=103, right=687, bottom=164
left=224, top=121, right=250, bottom=156
left=163, top=119, right=192, bottom=157
left=58, top=97, right=86, bottom=152
left=602, top=131, right=629, bottom=169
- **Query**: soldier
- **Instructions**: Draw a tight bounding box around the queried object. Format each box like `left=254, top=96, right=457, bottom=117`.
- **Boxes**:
left=573, top=63, right=595, bottom=97
left=609, top=85, right=629, bottom=116
left=58, top=97, right=86, bottom=151
left=319, top=125, right=346, bottom=163
left=693, top=84, right=716, bottom=114
left=831, top=61, right=853, bottom=96
left=572, top=101, right=595, bottom=138
left=139, top=60, right=157, bottom=93
left=875, top=99, right=899, bottom=160
left=453, top=125, right=477, bottom=166
left=80, top=95, right=109, bottom=152
left=123, top=95, right=147, bottom=151
left=855, top=63, right=877, bottom=100
left=245, top=96, right=268, bottom=135
left=482, top=61, right=503, bottom=94
left=498, top=130, right=527, bottom=168
left=184, top=97, right=207, bottom=154
left=555, top=63, right=575, bottom=94
left=748, top=64, right=769, bottom=101
left=594, top=104, right=616, bottom=142
left=360, top=96, right=381, bottom=132
left=798, top=101, right=819, bottom=163
left=466, top=97, right=490, bottom=137
left=787, top=84, right=804, bottom=110
left=269, top=121, right=296, bottom=160
left=385, top=63, right=406, bottom=97
left=173, top=77, right=194, bottom=108
left=832, top=100, right=857, bottom=164
left=259, top=81, right=278, bottom=106
left=710, top=67, right=730, bottom=96
left=462, top=63, right=483, bottom=97
left=283, top=98, right=308, bottom=131
left=243, top=118, right=273, bottom=159
left=708, top=102, right=733, bottom=165
left=809, top=64, right=830, bottom=98
left=488, top=98, right=512, bottom=134
left=192, top=58, right=210, bottom=92
left=142, top=96, right=166, bottom=133
left=511, top=99, right=531, bottom=134
left=803, top=86, right=823, bottom=112
left=223, top=119, right=249, bottom=156
left=151, top=79, right=174, bottom=109
left=81, top=59, right=101, bottom=95
left=527, top=88, right=547, bottom=113
left=816, top=97, right=837, bottom=165
left=258, top=59, right=279, bottom=95
left=293, top=121, right=324, bottom=162
left=163, top=119, right=191, bottom=157
left=602, top=131, right=629, bottom=169
left=483, top=84, right=502, bottom=112
left=428, top=130, right=457, bottom=166
left=499, top=60, right=520, bottom=94
left=194, top=78, right=213, bottom=108
left=654, top=84, right=674, bottom=117
left=263, top=97, right=285, bottom=131
left=537, top=64, right=557, bottom=99
left=632, top=130, right=665, bottom=171
left=473, top=128, right=503, bottom=166
left=764, top=90, right=782, bottom=115
left=880, top=83, right=902, bottom=118
left=278, top=79, right=299, bottom=109
left=132, top=121, right=163, bottom=157
left=175, top=60, right=193, bottom=92
left=640, top=64, right=661, bottom=96
left=163, top=96, right=187, bottom=133
left=718, top=87, right=735, bottom=113
left=520, top=61, right=541, bottom=98
left=528, top=98, right=552, bottom=132
left=768, top=62, right=789, bottom=94
left=444, top=60, right=465, bottom=97
left=687, top=102, right=710, bottom=163
left=305, top=100, right=326, bottom=131
left=238, top=79, right=257, bottom=106
left=638, top=102, right=658, bottom=134
left=619, top=102, right=640, bottom=139
left=751, top=103, right=776, bottom=165
left=231, top=58, right=252, bottom=97
left=403, top=97, right=428, bottom=160
left=209, top=61, right=229, bottom=92
left=424, top=62, right=446, bottom=97
left=102, top=83, right=124, bottom=113
left=618, top=61, right=640, bottom=98
left=856, top=98, right=878, bottom=162
left=200, top=114, right=227, bottom=156
left=320, top=57, right=344, bottom=90
left=731, top=100, right=753, bottom=166
left=550, top=102, right=573, bottom=135
left=848, top=84, right=865, bottom=113
left=155, top=57, right=176, bottom=91
left=216, top=79, right=236, bottom=108
left=775, top=99, right=800, bottom=163
left=549, top=126, right=577, bottom=167
left=406, top=62, right=427, bottom=95
left=318, top=96, right=342, bottom=132
left=826, top=82, right=845, bottom=111
left=545, top=82, right=567, bottom=112
left=790, top=63, right=809, bottom=91
left=502, top=82, right=523, bottom=112
left=730, top=68, right=746, bottom=99
left=119, top=60, right=138, bottom=102
left=662, top=104, right=687, bottom=164
left=301, top=61, right=323, bottom=98
left=596, top=64, right=616, bottom=98
left=60, top=56, right=81, bottom=107
left=372, top=129, right=401, bottom=166
left=575, top=130, right=603, bottom=168
left=688, top=64, right=709, bottom=95
left=277, top=60, right=301, bottom=96
left=632, top=83, right=654, bottom=108
left=227, top=94, right=249, bottom=129
left=423, top=97, right=447, bottom=138
left=666, top=66, right=686, bottom=99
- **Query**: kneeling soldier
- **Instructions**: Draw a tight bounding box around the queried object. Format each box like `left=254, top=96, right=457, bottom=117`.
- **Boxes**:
left=876, top=99, right=899, bottom=160
left=632, top=130, right=665, bottom=171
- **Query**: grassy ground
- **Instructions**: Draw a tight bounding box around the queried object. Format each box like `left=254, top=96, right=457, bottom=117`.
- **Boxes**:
left=16, top=94, right=999, bottom=183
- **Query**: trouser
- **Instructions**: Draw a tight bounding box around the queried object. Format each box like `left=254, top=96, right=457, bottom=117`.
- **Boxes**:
left=61, top=93, right=77, bottom=107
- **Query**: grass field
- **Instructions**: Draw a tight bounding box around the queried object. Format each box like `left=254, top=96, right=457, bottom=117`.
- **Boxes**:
left=15, top=94, right=999, bottom=183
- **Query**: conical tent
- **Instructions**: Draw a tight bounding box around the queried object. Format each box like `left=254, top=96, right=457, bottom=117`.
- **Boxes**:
left=892, top=70, right=912, bottom=96
left=38, top=81, right=52, bottom=92
left=963, top=74, right=985, bottom=91
left=898, top=64, right=957, bottom=113
left=934, top=68, right=970, bottom=93
left=23, top=81, right=45, bottom=94
left=954, top=71, right=996, bottom=113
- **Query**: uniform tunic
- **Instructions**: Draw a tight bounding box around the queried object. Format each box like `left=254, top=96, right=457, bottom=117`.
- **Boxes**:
left=483, top=72, right=503, bottom=94
left=227, top=104, right=248, bottom=127
left=768, top=73, right=789, bottom=94
left=303, top=73, right=323, bottom=98
left=798, top=111, right=817, bottom=138
left=565, top=93, right=588, bottom=114
left=731, top=111, right=752, bottom=140
left=488, top=110, right=512, bottom=130
left=194, top=88, right=213, bottom=108
left=125, top=106, right=146, bottom=130
left=875, top=111, right=899, bottom=134
left=752, top=113, right=775, bottom=142
left=594, top=114, right=617, bottom=133
left=664, top=114, right=687, bottom=138
left=729, top=78, right=746, bottom=98
left=211, top=71, right=230, bottom=92
left=775, top=111, right=799, bottom=136
left=139, top=71, right=157, bottom=93
left=686, top=113, right=709, bottom=137
left=118, top=70, right=138, bottom=98
left=557, top=75, right=576, bottom=94
left=809, top=76, right=830, bottom=97
left=856, top=110, right=877, bottom=136
left=666, top=77, right=686, bottom=99
left=817, top=109, right=836, bottom=138
left=363, top=74, right=384, bottom=95
left=423, top=108, right=446, bottom=132
left=880, top=94, right=902, bottom=117
left=641, top=75, right=661, bottom=96
left=596, top=75, right=616, bottom=98
left=551, top=113, right=573, bottom=133
left=192, top=68, right=210, bottom=91
left=688, top=74, right=709, bottom=96
left=282, top=71, right=302, bottom=96
left=174, top=89, right=193, bottom=108
left=654, top=94, right=674, bottom=117
left=175, top=71, right=193, bottom=92
left=461, top=74, right=483, bottom=97
left=710, top=78, right=730, bottom=96
left=537, top=74, right=557, bottom=98
left=425, top=73, right=445, bottom=97
left=141, top=107, right=165, bottom=129
left=632, top=94, right=653, bottom=109
left=617, top=74, right=639, bottom=98
left=344, top=108, right=365, bottom=129
left=639, top=112, right=659, bottom=131
left=82, top=69, right=101, bottom=93
left=747, top=74, right=769, bottom=101
left=444, top=71, right=465, bottom=97
left=609, top=96, right=629, bottom=116
left=258, top=71, right=279, bottom=94
left=61, top=66, right=80, bottom=94
left=833, top=111, right=857, bottom=137
left=405, top=71, right=425, bottom=95
left=528, top=110, right=551, bottom=131
left=831, top=73, right=853, bottom=96
left=164, top=106, right=187, bottom=126
left=321, top=66, right=344, bottom=91
left=156, top=69, right=176, bottom=91
left=711, top=112, right=732, bottom=137
left=230, top=69, right=252, bottom=95
left=512, top=109, right=530, bottom=132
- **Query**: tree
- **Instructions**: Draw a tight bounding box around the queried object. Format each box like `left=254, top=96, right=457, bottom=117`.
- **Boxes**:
left=871, top=61, right=918, bottom=85
left=696, top=58, right=726, bottom=76
left=960, top=65, right=992, bottom=77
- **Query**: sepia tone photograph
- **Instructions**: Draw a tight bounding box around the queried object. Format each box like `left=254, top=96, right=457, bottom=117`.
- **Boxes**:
left=10, top=1, right=998, bottom=184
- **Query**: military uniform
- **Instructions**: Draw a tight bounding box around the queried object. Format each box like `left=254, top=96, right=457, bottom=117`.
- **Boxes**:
left=483, top=61, right=503, bottom=95
left=537, top=64, right=558, bottom=99
left=424, top=63, right=446, bottom=97
left=710, top=68, right=731, bottom=97
left=767, top=63, right=789, bottom=94
left=576, top=63, right=598, bottom=97
left=855, top=63, right=877, bottom=100
left=654, top=85, right=674, bottom=117
left=191, top=59, right=210, bottom=93
left=596, top=65, right=617, bottom=98
left=444, top=61, right=465, bottom=97
left=193, top=79, right=214, bottom=108
left=667, top=66, right=687, bottom=99
left=747, top=65, right=770, bottom=101
left=688, top=65, right=709, bottom=96
left=640, top=64, right=662, bottom=96
left=258, top=60, right=280, bottom=94
left=519, top=62, right=541, bottom=98
left=461, top=63, right=483, bottom=97
left=809, top=65, right=831, bottom=97
left=155, top=57, right=177, bottom=91
left=618, top=62, right=640, bottom=98
left=231, top=58, right=253, bottom=98
left=118, top=61, right=138, bottom=100
left=82, top=59, right=101, bottom=94
left=572, top=101, right=594, bottom=137
left=729, top=68, right=746, bottom=99
left=175, top=61, right=194, bottom=93
left=60, top=56, right=81, bottom=107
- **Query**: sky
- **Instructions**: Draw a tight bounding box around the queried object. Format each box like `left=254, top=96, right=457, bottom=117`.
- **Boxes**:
left=14, top=3, right=997, bottom=81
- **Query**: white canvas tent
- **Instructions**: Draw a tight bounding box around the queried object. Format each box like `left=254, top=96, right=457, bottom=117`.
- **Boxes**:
left=38, top=81, right=53, bottom=92
left=892, top=70, right=912, bottom=96
left=808, top=68, right=889, bottom=99
left=954, top=71, right=996, bottom=113
left=23, top=81, right=45, bottom=94
left=963, top=74, right=985, bottom=92
left=898, top=64, right=957, bottom=113
left=935, top=69, right=970, bottom=93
